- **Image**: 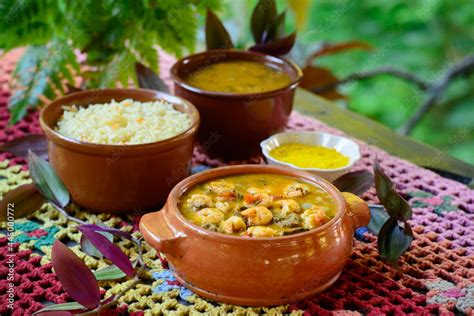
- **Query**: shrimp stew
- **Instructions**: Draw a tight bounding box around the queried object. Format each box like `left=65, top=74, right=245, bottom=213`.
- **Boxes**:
left=178, top=174, right=337, bottom=238
left=183, top=60, right=292, bottom=93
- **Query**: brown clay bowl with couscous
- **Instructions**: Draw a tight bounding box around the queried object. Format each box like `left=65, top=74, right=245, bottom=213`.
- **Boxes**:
left=140, top=165, right=370, bottom=306
left=171, top=50, right=302, bottom=160
left=40, top=88, right=200, bottom=213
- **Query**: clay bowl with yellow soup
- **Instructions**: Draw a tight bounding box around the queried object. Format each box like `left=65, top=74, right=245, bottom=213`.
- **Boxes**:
left=140, top=165, right=369, bottom=306
left=261, top=131, right=361, bottom=182
left=171, top=50, right=302, bottom=160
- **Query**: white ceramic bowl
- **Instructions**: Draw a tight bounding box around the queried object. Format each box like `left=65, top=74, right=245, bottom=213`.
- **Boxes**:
left=260, top=131, right=361, bottom=182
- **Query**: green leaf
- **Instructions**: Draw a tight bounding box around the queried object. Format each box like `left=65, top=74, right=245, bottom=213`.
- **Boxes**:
left=205, top=9, right=233, bottom=50
left=8, top=40, right=79, bottom=124
left=28, top=150, right=70, bottom=207
left=377, top=218, right=413, bottom=266
left=251, top=0, right=277, bottom=44
left=0, top=0, right=54, bottom=50
left=33, top=302, right=87, bottom=315
left=0, top=184, right=45, bottom=222
left=93, top=264, right=127, bottom=281
left=98, top=50, right=136, bottom=88
left=367, top=205, right=390, bottom=235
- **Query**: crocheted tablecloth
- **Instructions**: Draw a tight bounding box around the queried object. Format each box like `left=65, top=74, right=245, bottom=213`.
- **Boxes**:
left=1, top=50, right=473, bottom=316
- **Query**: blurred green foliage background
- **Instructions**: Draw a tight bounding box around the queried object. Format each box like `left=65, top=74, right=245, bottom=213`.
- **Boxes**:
left=207, top=0, right=474, bottom=165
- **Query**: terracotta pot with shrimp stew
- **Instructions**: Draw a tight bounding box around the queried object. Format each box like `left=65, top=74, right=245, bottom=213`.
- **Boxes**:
left=140, top=165, right=370, bottom=306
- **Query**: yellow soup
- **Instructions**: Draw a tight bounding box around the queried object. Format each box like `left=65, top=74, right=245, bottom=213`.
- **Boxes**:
left=178, top=174, right=337, bottom=238
left=269, top=143, right=350, bottom=169
left=183, top=61, right=292, bottom=93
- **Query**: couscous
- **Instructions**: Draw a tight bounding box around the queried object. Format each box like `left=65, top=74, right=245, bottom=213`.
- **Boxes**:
left=56, top=99, right=191, bottom=145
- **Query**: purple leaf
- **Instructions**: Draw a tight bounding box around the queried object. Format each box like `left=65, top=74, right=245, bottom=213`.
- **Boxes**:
left=377, top=218, right=413, bottom=266
left=35, top=311, right=73, bottom=316
left=251, top=0, right=277, bottom=44
left=135, top=63, right=169, bottom=93
left=51, top=240, right=100, bottom=310
left=374, top=159, right=412, bottom=220
left=65, top=84, right=83, bottom=95
left=80, top=231, right=113, bottom=259
left=262, top=10, right=286, bottom=43
left=249, top=32, right=296, bottom=56
left=332, top=170, right=374, bottom=196
left=101, top=294, right=116, bottom=305
left=0, top=183, right=45, bottom=222
left=0, top=134, right=48, bottom=160
left=79, top=224, right=132, bottom=240
left=374, top=159, right=394, bottom=205
left=367, top=205, right=390, bottom=235
left=205, top=9, right=233, bottom=50
left=78, top=227, right=135, bottom=277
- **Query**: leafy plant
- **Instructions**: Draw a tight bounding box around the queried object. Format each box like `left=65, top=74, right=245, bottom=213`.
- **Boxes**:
left=0, top=151, right=144, bottom=314
left=1, top=0, right=220, bottom=124
left=332, top=170, right=374, bottom=196
left=204, top=0, right=371, bottom=97
left=332, top=162, right=414, bottom=266
left=205, top=0, right=296, bottom=55
left=206, top=0, right=474, bottom=152
left=373, top=160, right=413, bottom=266
left=0, top=134, right=48, bottom=160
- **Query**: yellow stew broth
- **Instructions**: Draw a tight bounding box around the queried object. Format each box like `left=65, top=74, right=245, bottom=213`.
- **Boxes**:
left=183, top=61, right=292, bottom=93
left=178, top=174, right=336, bottom=238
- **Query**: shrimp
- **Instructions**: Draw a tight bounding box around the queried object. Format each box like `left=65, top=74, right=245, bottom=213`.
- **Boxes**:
left=196, top=208, right=225, bottom=225
left=222, top=216, right=247, bottom=234
left=301, top=206, right=329, bottom=229
left=215, top=201, right=232, bottom=213
left=246, top=187, right=270, bottom=195
left=274, top=199, right=301, bottom=216
left=246, top=226, right=276, bottom=238
left=243, top=192, right=273, bottom=208
left=208, top=181, right=236, bottom=195
left=283, top=182, right=310, bottom=198
left=187, top=194, right=214, bottom=209
left=241, top=206, right=273, bottom=226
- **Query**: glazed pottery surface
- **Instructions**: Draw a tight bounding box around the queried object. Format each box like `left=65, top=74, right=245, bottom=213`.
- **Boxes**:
left=40, top=88, right=200, bottom=213
left=140, top=165, right=370, bottom=306
left=171, top=50, right=302, bottom=160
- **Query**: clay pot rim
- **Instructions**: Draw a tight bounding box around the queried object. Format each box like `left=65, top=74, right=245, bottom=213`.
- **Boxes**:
left=39, top=88, right=200, bottom=155
left=166, top=164, right=347, bottom=243
left=170, top=49, right=303, bottom=99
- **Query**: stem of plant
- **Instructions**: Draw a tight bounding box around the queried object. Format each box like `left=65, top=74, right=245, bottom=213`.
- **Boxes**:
left=51, top=201, right=152, bottom=312
left=79, top=272, right=142, bottom=316
left=52, top=203, right=87, bottom=225
left=52, top=202, right=146, bottom=267
left=132, top=237, right=144, bottom=267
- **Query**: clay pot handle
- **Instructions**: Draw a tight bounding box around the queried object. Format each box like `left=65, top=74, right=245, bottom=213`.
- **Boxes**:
left=342, top=192, right=370, bottom=229
left=139, top=210, right=185, bottom=255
